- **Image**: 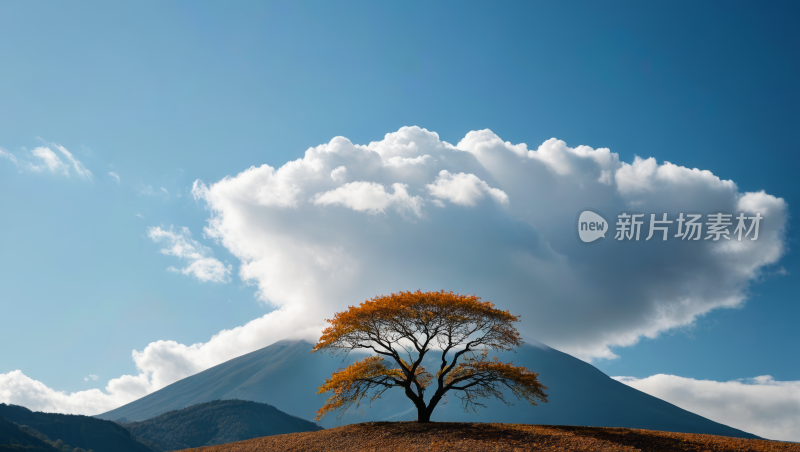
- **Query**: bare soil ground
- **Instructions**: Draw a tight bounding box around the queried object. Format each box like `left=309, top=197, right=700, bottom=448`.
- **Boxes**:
left=179, top=422, right=799, bottom=452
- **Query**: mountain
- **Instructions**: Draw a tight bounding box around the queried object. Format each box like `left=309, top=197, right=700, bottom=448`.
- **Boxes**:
left=0, top=404, right=155, bottom=452
left=0, top=416, right=56, bottom=452
left=121, top=399, right=322, bottom=451
left=97, top=339, right=758, bottom=439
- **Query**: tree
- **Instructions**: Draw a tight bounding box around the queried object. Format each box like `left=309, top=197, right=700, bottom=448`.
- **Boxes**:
left=312, top=290, right=548, bottom=422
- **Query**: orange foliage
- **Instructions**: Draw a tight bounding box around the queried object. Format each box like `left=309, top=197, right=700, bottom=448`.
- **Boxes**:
left=315, top=356, right=405, bottom=420
left=445, top=351, right=548, bottom=411
left=314, top=290, right=522, bottom=357
left=313, top=290, right=547, bottom=422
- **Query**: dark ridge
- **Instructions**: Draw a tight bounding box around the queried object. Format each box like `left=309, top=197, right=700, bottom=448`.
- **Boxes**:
left=0, top=416, right=56, bottom=452
left=121, top=399, right=322, bottom=451
left=0, top=404, right=155, bottom=452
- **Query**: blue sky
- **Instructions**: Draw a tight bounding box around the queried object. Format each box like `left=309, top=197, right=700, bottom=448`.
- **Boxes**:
left=1, top=0, right=798, bottom=440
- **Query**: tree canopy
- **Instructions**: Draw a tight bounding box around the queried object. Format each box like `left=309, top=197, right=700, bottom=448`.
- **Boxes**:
left=312, top=290, right=548, bottom=422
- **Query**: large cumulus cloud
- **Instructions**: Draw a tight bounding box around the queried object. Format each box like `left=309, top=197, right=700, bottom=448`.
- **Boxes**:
left=193, top=126, right=786, bottom=360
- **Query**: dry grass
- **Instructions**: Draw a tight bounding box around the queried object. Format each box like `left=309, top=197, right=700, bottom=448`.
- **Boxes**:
left=179, top=422, right=799, bottom=452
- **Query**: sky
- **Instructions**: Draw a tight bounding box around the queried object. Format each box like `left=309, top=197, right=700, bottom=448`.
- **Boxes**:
left=1, top=0, right=799, bottom=442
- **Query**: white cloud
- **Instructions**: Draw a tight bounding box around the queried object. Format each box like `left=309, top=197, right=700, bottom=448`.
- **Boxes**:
left=0, top=143, right=92, bottom=180
left=385, top=154, right=433, bottom=167
left=147, top=225, right=232, bottom=283
left=1, top=126, right=788, bottom=423
left=0, top=147, right=18, bottom=165
left=614, top=374, right=800, bottom=442
left=184, top=126, right=788, bottom=360
left=426, top=170, right=509, bottom=206
left=29, top=146, right=70, bottom=175
left=311, top=181, right=424, bottom=217
left=330, top=166, right=348, bottom=183
left=83, top=375, right=99, bottom=382
left=109, top=172, right=120, bottom=184
left=189, top=126, right=787, bottom=359
left=135, top=213, right=145, bottom=219
left=54, top=144, right=93, bottom=180
left=161, top=187, right=169, bottom=195
left=0, top=370, right=130, bottom=415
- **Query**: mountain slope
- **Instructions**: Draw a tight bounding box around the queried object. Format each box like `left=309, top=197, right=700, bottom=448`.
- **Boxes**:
left=0, top=416, right=56, bottom=452
left=97, top=339, right=758, bottom=439
left=0, top=404, right=154, bottom=452
left=122, top=399, right=322, bottom=451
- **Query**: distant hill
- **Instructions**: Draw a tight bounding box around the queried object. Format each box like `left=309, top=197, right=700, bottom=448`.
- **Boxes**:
left=121, top=399, right=322, bottom=451
left=0, top=404, right=154, bottom=452
left=180, top=422, right=799, bottom=452
left=0, top=416, right=56, bottom=452
left=97, top=339, right=758, bottom=439
left=1, top=414, right=97, bottom=452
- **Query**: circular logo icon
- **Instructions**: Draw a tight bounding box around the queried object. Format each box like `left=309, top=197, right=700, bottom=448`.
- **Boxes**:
left=578, top=210, right=608, bottom=243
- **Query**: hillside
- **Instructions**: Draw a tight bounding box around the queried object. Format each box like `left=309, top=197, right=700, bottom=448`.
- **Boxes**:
left=0, top=416, right=56, bottom=452
left=97, top=339, right=758, bottom=439
left=122, top=400, right=322, bottom=451
left=180, top=422, right=799, bottom=452
left=0, top=404, right=154, bottom=452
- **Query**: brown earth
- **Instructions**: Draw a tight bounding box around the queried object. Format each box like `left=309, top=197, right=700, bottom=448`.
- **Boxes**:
left=179, top=422, right=799, bottom=452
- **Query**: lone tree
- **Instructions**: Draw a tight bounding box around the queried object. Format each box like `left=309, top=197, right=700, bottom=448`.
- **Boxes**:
left=312, top=290, right=548, bottom=422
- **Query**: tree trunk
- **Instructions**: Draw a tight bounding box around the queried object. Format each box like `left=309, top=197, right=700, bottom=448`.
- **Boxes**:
left=404, top=382, right=430, bottom=422
left=417, top=406, right=431, bottom=423
left=417, top=391, right=445, bottom=423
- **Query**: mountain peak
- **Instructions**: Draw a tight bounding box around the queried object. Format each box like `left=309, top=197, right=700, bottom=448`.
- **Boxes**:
left=98, top=340, right=757, bottom=439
